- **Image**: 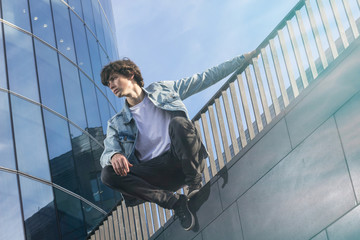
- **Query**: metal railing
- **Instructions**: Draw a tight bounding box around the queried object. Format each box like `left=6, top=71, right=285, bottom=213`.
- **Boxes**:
left=88, top=0, right=360, bottom=239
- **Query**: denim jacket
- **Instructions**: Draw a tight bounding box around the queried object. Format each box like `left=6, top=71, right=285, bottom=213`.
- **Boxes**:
left=100, top=55, right=246, bottom=168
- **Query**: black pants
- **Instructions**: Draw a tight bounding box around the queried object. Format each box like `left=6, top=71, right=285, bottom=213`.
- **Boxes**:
left=101, top=116, right=205, bottom=209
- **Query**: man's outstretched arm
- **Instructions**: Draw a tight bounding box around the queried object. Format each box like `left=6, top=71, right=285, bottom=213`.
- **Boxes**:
left=173, top=51, right=256, bottom=100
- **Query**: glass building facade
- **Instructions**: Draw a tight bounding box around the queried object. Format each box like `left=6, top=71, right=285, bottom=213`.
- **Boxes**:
left=0, top=0, right=122, bottom=239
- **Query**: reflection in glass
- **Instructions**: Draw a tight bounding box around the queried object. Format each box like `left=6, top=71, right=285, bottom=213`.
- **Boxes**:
left=11, top=95, right=50, bottom=181
left=54, top=188, right=86, bottom=240
left=0, top=92, right=16, bottom=169
left=4, top=25, right=39, bottom=101
left=51, top=0, right=76, bottom=62
left=91, top=0, right=106, bottom=49
left=97, top=173, right=116, bottom=212
left=59, top=56, right=87, bottom=130
left=43, top=109, right=80, bottom=194
left=102, top=12, right=113, bottom=57
left=34, top=39, right=67, bottom=116
left=0, top=171, right=25, bottom=240
left=79, top=72, right=101, bottom=129
left=20, top=176, right=60, bottom=240
left=1, top=0, right=30, bottom=31
left=67, top=0, right=84, bottom=19
left=86, top=28, right=102, bottom=87
left=82, top=200, right=104, bottom=232
left=69, top=124, right=104, bottom=207
left=28, top=0, right=56, bottom=46
left=70, top=11, right=92, bottom=76
left=96, top=89, right=111, bottom=134
left=81, top=0, right=96, bottom=36
left=0, top=23, right=7, bottom=89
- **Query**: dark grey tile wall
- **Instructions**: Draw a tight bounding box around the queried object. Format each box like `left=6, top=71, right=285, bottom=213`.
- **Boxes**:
left=202, top=202, right=243, bottom=240
left=218, top=118, right=292, bottom=210
left=161, top=183, right=222, bottom=240
left=237, top=118, right=355, bottom=240
left=327, top=206, right=360, bottom=240
left=311, top=231, right=328, bottom=240
left=335, top=91, right=360, bottom=202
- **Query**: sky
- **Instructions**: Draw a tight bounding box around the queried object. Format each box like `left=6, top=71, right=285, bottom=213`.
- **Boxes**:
left=110, top=0, right=300, bottom=118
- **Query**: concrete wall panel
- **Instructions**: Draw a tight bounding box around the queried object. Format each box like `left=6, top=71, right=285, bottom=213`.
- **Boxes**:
left=218, top=118, right=292, bottom=210
left=237, top=118, right=355, bottom=240
left=335, top=91, right=360, bottom=201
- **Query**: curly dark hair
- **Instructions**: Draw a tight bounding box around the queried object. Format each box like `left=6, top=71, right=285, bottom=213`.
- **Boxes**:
left=101, top=58, right=144, bottom=87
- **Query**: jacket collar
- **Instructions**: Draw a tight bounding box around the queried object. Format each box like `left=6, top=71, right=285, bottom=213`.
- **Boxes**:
left=120, top=87, right=150, bottom=124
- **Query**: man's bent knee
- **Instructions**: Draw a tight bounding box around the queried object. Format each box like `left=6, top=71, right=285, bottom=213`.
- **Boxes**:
left=101, top=165, right=116, bottom=187
left=169, top=116, right=194, bottom=137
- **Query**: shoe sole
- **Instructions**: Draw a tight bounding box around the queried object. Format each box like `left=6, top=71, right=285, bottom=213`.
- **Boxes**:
left=187, top=189, right=200, bottom=199
left=184, top=204, right=195, bottom=231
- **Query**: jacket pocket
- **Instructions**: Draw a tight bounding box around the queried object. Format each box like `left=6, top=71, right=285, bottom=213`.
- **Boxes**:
left=118, top=133, right=135, bottom=157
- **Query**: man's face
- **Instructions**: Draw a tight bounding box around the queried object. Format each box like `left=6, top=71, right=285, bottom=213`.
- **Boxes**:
left=107, top=73, right=133, bottom=98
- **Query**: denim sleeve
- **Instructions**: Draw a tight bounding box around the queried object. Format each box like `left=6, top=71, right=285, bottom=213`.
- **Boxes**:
left=100, top=121, right=123, bottom=168
left=174, top=55, right=246, bottom=100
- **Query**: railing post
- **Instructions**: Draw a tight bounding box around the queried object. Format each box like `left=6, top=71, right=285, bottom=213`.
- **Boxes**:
left=261, top=48, right=282, bottom=115
left=222, top=90, right=243, bottom=150
left=214, top=98, right=232, bottom=161
left=208, top=105, right=225, bottom=169
left=329, top=0, right=349, bottom=49
left=269, top=38, right=290, bottom=106
left=316, top=0, right=339, bottom=59
left=201, top=112, right=218, bottom=176
left=296, top=10, right=318, bottom=79
left=305, top=0, right=329, bottom=69
left=341, top=0, right=359, bottom=39
left=194, top=120, right=211, bottom=182
left=277, top=28, right=300, bottom=98
left=286, top=20, right=309, bottom=88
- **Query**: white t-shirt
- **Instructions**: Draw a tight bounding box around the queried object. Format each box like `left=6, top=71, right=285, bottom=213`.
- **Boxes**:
left=129, top=95, right=172, bottom=161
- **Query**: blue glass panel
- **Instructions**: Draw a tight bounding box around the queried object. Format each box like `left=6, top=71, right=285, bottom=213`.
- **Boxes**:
left=54, top=188, right=86, bottom=240
left=43, top=109, right=80, bottom=194
left=4, top=25, right=39, bottom=101
left=2, top=0, right=31, bottom=31
left=86, top=29, right=102, bottom=87
left=70, top=12, right=92, bottom=76
left=82, top=200, right=104, bottom=232
left=34, top=39, right=67, bottom=116
left=101, top=13, right=113, bottom=58
left=81, top=0, right=96, bottom=36
left=51, top=0, right=76, bottom=62
left=11, top=95, right=50, bottom=181
left=0, top=23, right=7, bottom=89
left=96, top=89, right=111, bottom=134
left=0, top=92, right=15, bottom=169
left=97, top=173, right=116, bottom=212
left=106, top=87, right=117, bottom=115
left=91, top=0, right=106, bottom=49
left=20, top=176, right=60, bottom=240
left=69, top=124, right=103, bottom=206
left=28, top=0, right=56, bottom=46
left=79, top=73, right=101, bottom=129
left=67, top=0, right=84, bottom=19
left=0, top=171, right=25, bottom=240
left=59, top=56, right=87, bottom=130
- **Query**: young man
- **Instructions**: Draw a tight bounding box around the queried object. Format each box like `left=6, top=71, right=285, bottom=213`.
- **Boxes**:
left=100, top=52, right=254, bottom=231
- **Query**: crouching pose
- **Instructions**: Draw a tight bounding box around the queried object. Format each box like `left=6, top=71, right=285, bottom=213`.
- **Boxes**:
left=100, top=52, right=253, bottom=231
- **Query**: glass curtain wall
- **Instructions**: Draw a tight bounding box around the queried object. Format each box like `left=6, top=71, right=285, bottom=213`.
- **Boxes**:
left=0, top=0, right=122, bottom=239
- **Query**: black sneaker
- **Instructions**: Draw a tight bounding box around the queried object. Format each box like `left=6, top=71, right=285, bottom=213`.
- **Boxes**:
left=173, top=195, right=195, bottom=231
left=187, top=182, right=202, bottom=199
